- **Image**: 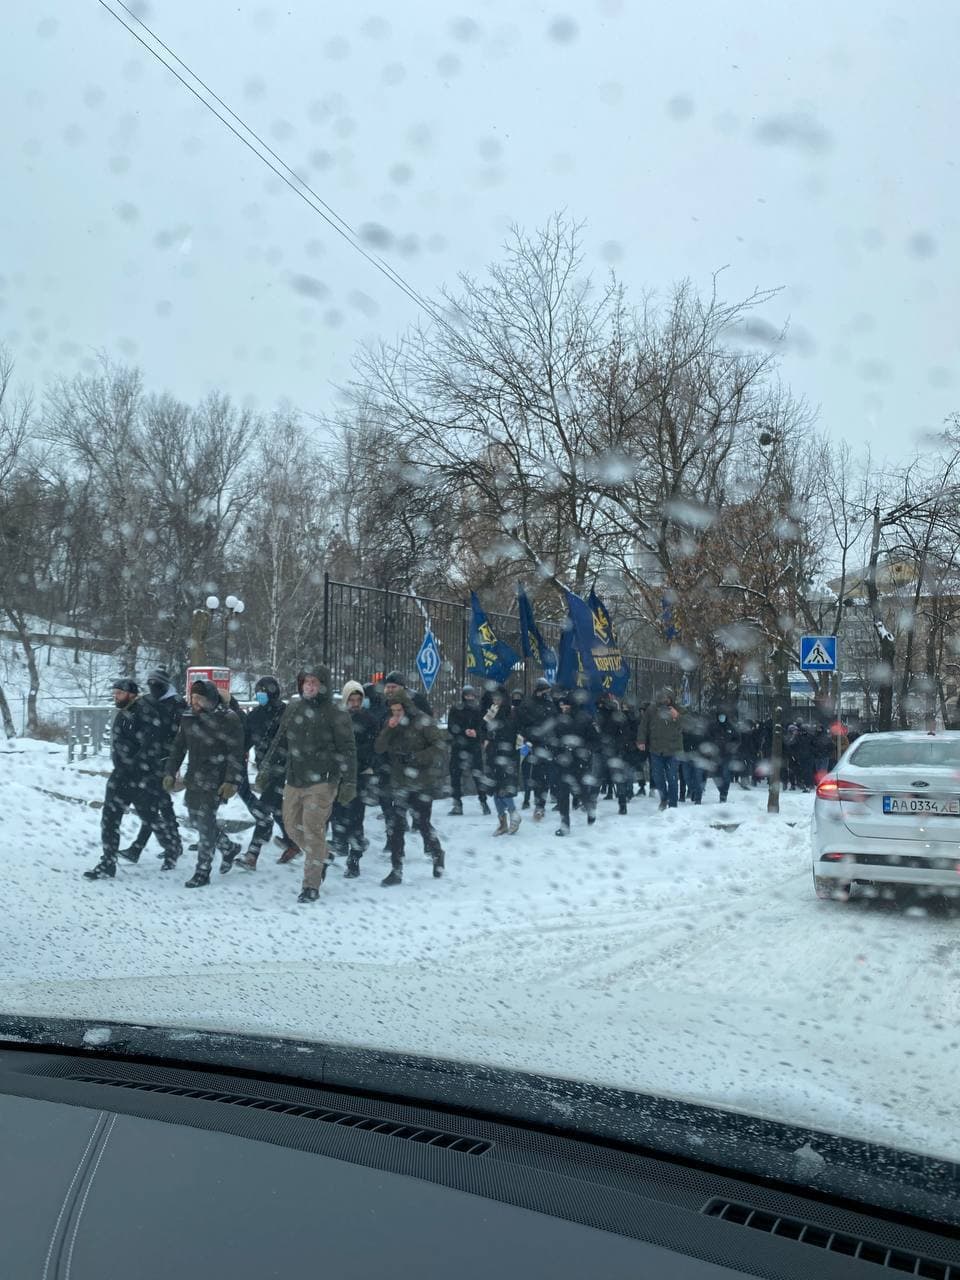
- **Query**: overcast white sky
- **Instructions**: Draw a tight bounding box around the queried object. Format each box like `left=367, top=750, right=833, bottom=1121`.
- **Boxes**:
left=2, top=1, right=958, bottom=457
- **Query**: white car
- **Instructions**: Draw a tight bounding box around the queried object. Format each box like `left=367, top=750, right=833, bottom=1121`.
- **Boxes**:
left=811, top=730, right=960, bottom=900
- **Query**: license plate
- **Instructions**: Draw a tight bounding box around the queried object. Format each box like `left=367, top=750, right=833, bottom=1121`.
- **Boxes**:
left=882, top=795, right=960, bottom=816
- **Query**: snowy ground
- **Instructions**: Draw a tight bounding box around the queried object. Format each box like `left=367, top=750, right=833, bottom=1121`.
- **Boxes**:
left=2, top=737, right=959, bottom=1164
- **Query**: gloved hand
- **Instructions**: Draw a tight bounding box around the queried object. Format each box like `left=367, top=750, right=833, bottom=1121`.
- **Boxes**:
left=162, top=775, right=176, bottom=792
left=218, top=783, right=237, bottom=801
left=338, top=782, right=357, bottom=806
left=518, top=742, right=532, bottom=759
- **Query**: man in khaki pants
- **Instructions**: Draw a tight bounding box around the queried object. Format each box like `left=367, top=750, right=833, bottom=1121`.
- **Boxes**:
left=257, top=662, right=357, bottom=903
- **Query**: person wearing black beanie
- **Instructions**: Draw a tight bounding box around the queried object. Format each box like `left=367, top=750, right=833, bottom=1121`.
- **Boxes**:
left=84, top=677, right=183, bottom=881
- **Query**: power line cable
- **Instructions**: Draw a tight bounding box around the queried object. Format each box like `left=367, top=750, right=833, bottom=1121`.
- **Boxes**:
left=96, top=0, right=450, bottom=325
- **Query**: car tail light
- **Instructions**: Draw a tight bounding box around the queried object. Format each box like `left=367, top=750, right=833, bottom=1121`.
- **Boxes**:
left=816, top=777, right=868, bottom=802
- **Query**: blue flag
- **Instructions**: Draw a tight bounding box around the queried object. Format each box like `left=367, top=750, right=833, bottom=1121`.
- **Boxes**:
left=556, top=588, right=630, bottom=697
left=517, top=584, right=558, bottom=683
left=556, top=615, right=583, bottom=690
left=587, top=589, right=630, bottom=698
left=467, top=591, right=521, bottom=685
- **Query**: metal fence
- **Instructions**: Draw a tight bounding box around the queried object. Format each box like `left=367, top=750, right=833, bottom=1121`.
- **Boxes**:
left=321, top=576, right=681, bottom=712
left=67, top=705, right=114, bottom=762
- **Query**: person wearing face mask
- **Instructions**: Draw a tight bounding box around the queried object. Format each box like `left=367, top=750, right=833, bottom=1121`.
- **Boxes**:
left=702, top=707, right=742, bottom=804
left=484, top=685, right=522, bottom=836
left=235, top=676, right=299, bottom=870
left=330, top=681, right=378, bottom=877
left=374, top=689, right=446, bottom=886
left=514, top=678, right=556, bottom=821
left=160, top=679, right=246, bottom=887
left=256, top=663, right=357, bottom=904
left=446, top=684, right=490, bottom=816
left=84, top=678, right=184, bottom=881
left=115, top=667, right=187, bottom=866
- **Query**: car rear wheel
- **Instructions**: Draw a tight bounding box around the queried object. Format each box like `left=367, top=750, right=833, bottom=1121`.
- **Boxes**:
left=814, top=872, right=851, bottom=901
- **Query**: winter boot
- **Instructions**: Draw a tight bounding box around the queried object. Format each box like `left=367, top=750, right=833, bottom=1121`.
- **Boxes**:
left=381, top=868, right=403, bottom=887
left=493, top=813, right=509, bottom=837
left=83, top=860, right=116, bottom=881
left=184, top=871, right=210, bottom=888
left=618, top=800, right=628, bottom=815
left=521, top=792, right=531, bottom=810
left=432, top=859, right=444, bottom=879
left=219, top=844, right=240, bottom=874
left=160, top=855, right=179, bottom=871
left=277, top=843, right=302, bottom=864
left=297, top=887, right=320, bottom=903
left=117, top=846, right=141, bottom=864
left=508, top=813, right=522, bottom=835
left=533, top=807, right=545, bottom=822
left=587, top=813, right=597, bottom=826
left=479, top=797, right=491, bottom=816
left=236, top=851, right=259, bottom=871
left=448, top=800, right=464, bottom=816
left=344, top=855, right=360, bottom=879
left=555, top=824, right=570, bottom=838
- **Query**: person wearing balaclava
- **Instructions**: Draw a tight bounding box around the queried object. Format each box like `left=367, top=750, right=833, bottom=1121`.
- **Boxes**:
left=702, top=707, right=743, bottom=804
left=116, top=667, right=187, bottom=865
left=84, top=678, right=183, bottom=881
left=236, top=676, right=299, bottom=870
left=161, top=679, right=246, bottom=888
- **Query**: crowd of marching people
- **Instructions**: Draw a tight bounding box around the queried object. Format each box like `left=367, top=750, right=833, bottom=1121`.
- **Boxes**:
left=83, top=666, right=845, bottom=903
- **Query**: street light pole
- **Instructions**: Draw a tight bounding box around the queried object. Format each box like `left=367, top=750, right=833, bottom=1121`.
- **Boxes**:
left=222, top=594, right=245, bottom=667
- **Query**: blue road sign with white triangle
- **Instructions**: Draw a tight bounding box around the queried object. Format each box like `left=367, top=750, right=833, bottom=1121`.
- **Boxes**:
left=416, top=630, right=442, bottom=692
left=799, top=635, right=837, bottom=671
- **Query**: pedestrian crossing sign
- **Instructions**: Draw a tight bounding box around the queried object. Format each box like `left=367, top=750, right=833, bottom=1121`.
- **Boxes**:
left=799, top=635, right=837, bottom=671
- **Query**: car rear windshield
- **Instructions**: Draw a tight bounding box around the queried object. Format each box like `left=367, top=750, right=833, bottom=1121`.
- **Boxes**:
left=850, top=739, right=960, bottom=768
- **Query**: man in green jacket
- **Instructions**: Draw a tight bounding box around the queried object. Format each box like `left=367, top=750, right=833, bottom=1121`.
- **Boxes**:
left=257, top=662, right=357, bottom=904
left=638, top=686, right=685, bottom=811
left=374, top=689, right=445, bottom=887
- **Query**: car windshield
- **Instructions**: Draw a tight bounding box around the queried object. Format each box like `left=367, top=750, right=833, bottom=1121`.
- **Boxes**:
left=850, top=739, right=960, bottom=768
left=3, top=0, right=960, bottom=1213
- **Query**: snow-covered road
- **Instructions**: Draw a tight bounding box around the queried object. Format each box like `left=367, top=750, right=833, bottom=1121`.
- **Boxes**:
left=2, top=739, right=959, bottom=1162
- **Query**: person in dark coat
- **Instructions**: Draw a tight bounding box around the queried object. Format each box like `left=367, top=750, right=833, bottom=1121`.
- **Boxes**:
left=812, top=723, right=832, bottom=779
left=794, top=722, right=817, bottom=791
left=115, top=667, right=187, bottom=865
left=84, top=678, right=184, bottom=881
left=678, top=708, right=707, bottom=805
left=595, top=692, right=636, bottom=815
left=236, top=676, right=298, bottom=870
left=514, top=678, right=556, bottom=821
left=701, top=709, right=742, bottom=803
left=551, top=690, right=600, bottom=836
left=374, top=689, right=446, bottom=886
left=446, top=684, right=490, bottom=816
left=510, top=688, right=532, bottom=807
left=331, top=680, right=379, bottom=877
left=622, top=697, right=647, bottom=796
left=483, top=685, right=522, bottom=835
left=162, top=678, right=246, bottom=888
